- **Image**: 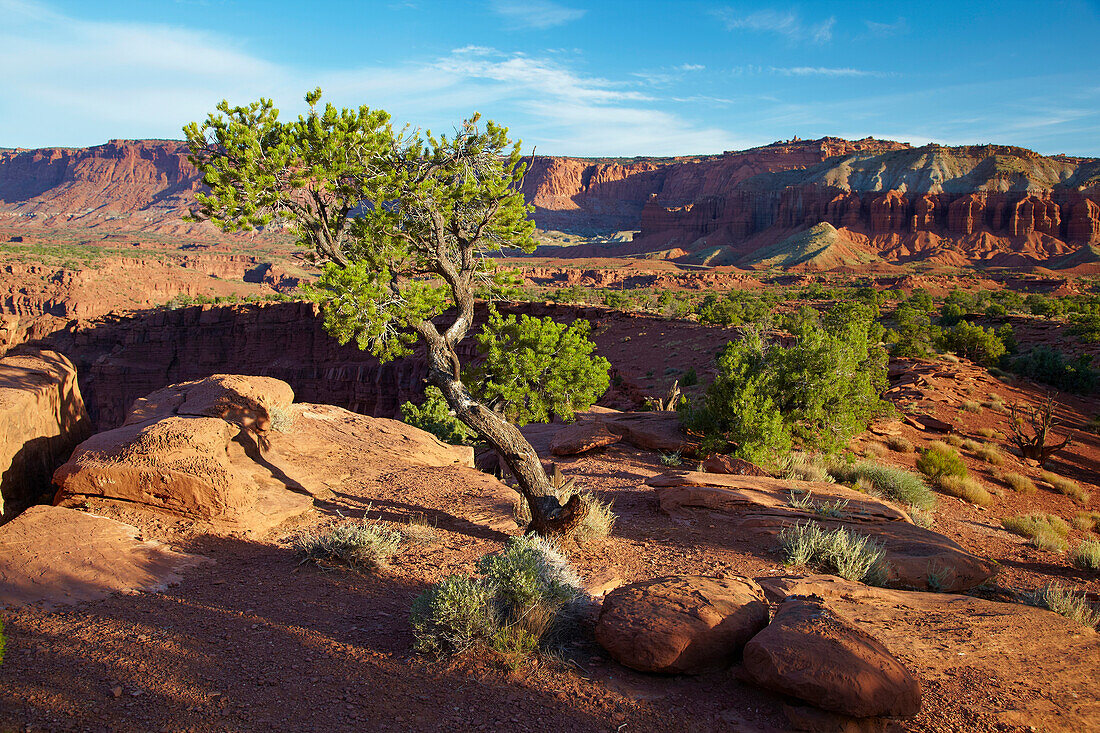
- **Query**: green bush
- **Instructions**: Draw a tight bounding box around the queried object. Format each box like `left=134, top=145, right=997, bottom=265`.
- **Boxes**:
left=916, top=442, right=968, bottom=480
left=410, top=535, right=584, bottom=657
left=695, top=290, right=776, bottom=326
left=936, top=320, right=1006, bottom=365
left=401, top=386, right=478, bottom=446
left=779, top=521, right=889, bottom=586
left=1009, top=347, right=1098, bottom=394
left=684, top=303, right=889, bottom=463
left=1068, top=312, right=1100, bottom=343
left=467, top=309, right=611, bottom=424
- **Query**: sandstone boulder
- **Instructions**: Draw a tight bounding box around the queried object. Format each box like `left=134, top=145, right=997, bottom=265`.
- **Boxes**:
left=53, top=415, right=311, bottom=535
left=742, top=596, right=921, bottom=718
left=550, top=421, right=621, bottom=456
left=0, top=349, right=91, bottom=520
left=648, top=471, right=995, bottom=592
left=601, top=411, right=697, bottom=455
left=595, top=575, right=769, bottom=674
left=701, top=454, right=769, bottom=476
left=125, top=374, right=295, bottom=431
left=0, top=505, right=205, bottom=609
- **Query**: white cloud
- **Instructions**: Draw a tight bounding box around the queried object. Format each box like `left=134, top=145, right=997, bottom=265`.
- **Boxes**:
left=490, top=0, right=585, bottom=30
left=731, top=65, right=886, bottom=78
left=0, top=1, right=736, bottom=156
left=714, top=7, right=835, bottom=43
left=864, top=18, right=908, bottom=36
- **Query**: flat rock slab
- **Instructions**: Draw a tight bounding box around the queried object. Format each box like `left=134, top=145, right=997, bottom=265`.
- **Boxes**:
left=755, top=575, right=1100, bottom=731
left=743, top=596, right=922, bottom=718
left=0, top=505, right=206, bottom=610
left=648, top=471, right=995, bottom=592
left=550, top=421, right=621, bottom=456
left=596, top=575, right=769, bottom=674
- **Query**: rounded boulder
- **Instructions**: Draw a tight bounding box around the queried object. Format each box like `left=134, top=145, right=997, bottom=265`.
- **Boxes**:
left=595, top=575, right=769, bottom=674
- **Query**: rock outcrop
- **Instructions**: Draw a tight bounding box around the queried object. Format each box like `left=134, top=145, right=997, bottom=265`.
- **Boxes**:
left=647, top=471, right=996, bottom=591
left=52, top=375, right=316, bottom=536
left=595, top=575, right=769, bottom=674
left=0, top=504, right=205, bottom=609
left=0, top=349, right=91, bottom=520
left=742, top=596, right=922, bottom=719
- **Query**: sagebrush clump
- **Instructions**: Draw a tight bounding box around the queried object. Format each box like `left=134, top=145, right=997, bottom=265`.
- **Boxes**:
left=410, top=535, right=585, bottom=657
left=779, top=521, right=889, bottom=586
left=292, top=519, right=403, bottom=570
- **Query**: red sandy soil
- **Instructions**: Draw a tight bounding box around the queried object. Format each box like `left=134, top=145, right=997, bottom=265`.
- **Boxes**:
left=1, top=354, right=1098, bottom=732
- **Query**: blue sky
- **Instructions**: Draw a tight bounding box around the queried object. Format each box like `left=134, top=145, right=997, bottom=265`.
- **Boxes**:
left=2, top=0, right=1100, bottom=156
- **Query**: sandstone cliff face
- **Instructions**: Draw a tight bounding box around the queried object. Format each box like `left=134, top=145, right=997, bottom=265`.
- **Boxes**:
left=636, top=145, right=1100, bottom=260
left=0, top=349, right=92, bottom=520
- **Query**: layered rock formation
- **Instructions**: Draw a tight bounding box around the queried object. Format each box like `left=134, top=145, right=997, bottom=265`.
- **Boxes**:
left=0, top=349, right=91, bottom=520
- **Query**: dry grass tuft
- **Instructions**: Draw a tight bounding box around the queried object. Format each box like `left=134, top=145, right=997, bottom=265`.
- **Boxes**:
left=1072, top=511, right=1100, bottom=532
left=937, top=475, right=994, bottom=507
left=1072, top=539, right=1100, bottom=571
left=961, top=400, right=983, bottom=414
left=973, top=444, right=1006, bottom=465
left=1031, top=582, right=1100, bottom=627
left=976, top=427, right=1001, bottom=439
left=885, top=435, right=914, bottom=452
left=998, top=471, right=1038, bottom=495
left=1002, top=513, right=1070, bottom=551
left=1040, top=471, right=1092, bottom=505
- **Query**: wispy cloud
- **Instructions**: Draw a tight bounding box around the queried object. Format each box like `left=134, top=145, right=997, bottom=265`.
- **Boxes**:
left=0, top=1, right=738, bottom=155
left=632, top=63, right=706, bottom=87
left=731, top=65, right=887, bottom=78
left=490, top=0, right=585, bottom=30
left=714, top=7, right=835, bottom=43
left=864, top=18, right=908, bottom=37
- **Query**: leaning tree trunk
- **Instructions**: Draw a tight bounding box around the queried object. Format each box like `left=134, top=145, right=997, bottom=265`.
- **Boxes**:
left=425, top=341, right=586, bottom=536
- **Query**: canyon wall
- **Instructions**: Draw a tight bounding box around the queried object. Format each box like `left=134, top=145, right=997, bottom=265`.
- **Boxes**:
left=32, top=301, right=623, bottom=429
left=3, top=137, right=1100, bottom=266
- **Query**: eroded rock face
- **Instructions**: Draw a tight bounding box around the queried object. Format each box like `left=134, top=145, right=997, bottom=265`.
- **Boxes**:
left=52, top=375, right=313, bottom=536
left=701, top=454, right=769, bottom=476
left=0, top=349, right=91, bottom=520
left=595, top=575, right=769, bottom=674
left=647, top=471, right=996, bottom=592
left=742, top=596, right=922, bottom=719
left=0, top=505, right=205, bottom=609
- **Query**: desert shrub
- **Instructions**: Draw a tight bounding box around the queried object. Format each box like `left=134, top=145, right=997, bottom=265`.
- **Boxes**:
left=885, top=435, right=914, bottom=452
left=1040, top=471, right=1091, bottom=505
left=1002, top=513, right=1070, bottom=551
left=916, top=442, right=968, bottom=480
left=660, top=451, right=683, bottom=467
left=1009, top=347, right=1098, bottom=394
left=943, top=434, right=966, bottom=447
left=1000, top=472, right=1038, bottom=495
left=680, top=366, right=698, bottom=387
left=937, top=476, right=994, bottom=507
left=684, top=303, right=889, bottom=463
left=1068, top=312, right=1100, bottom=343
left=782, top=452, right=835, bottom=483
left=779, top=521, right=888, bottom=586
left=267, top=403, right=296, bottom=432
left=863, top=442, right=886, bottom=458
left=982, top=397, right=1010, bottom=415
left=401, top=386, right=478, bottom=446
left=829, top=461, right=936, bottom=511
left=910, top=507, right=935, bottom=528
left=1031, top=583, right=1100, bottom=627
left=936, top=321, right=1006, bottom=366
left=1072, top=540, right=1100, bottom=571
left=695, top=290, right=776, bottom=326
left=292, top=519, right=403, bottom=571
left=410, top=535, right=584, bottom=657
left=973, top=444, right=1006, bottom=465
left=960, top=438, right=982, bottom=452
left=468, top=310, right=611, bottom=424
left=961, top=400, right=982, bottom=414
left=1072, top=511, right=1100, bottom=532
left=885, top=301, right=940, bottom=358
left=976, top=426, right=1001, bottom=438
left=513, top=469, right=616, bottom=542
